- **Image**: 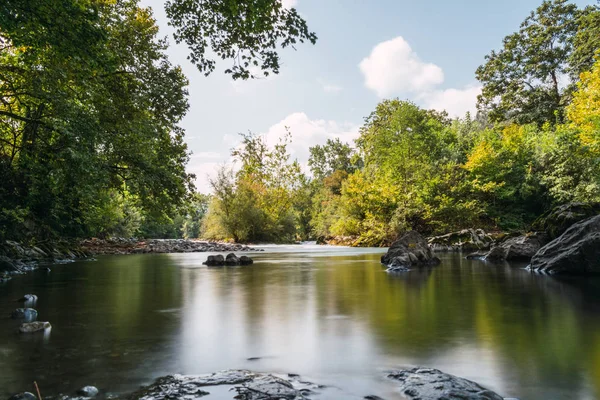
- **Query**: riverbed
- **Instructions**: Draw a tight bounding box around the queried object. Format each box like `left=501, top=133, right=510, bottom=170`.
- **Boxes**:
left=1, top=244, right=599, bottom=399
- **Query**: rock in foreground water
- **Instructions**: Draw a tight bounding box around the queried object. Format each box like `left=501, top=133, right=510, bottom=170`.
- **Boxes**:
left=381, top=231, right=440, bottom=271
left=204, top=254, right=254, bottom=267
left=8, top=393, right=37, bottom=400
left=19, top=321, right=51, bottom=333
left=529, top=215, right=600, bottom=275
left=388, top=368, right=505, bottom=400
left=125, top=370, right=321, bottom=400
left=10, top=308, right=38, bottom=322
left=76, top=386, right=99, bottom=397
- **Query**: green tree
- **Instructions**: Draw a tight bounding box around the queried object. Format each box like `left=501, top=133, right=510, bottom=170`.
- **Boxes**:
left=476, top=0, right=580, bottom=125
left=165, top=0, right=317, bottom=79
left=308, top=138, right=361, bottom=180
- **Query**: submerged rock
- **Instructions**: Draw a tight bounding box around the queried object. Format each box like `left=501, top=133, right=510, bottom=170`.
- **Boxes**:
left=387, top=367, right=505, bottom=400
left=8, top=393, right=37, bottom=400
left=10, top=308, right=38, bottom=322
left=125, top=370, right=321, bottom=400
left=381, top=231, right=440, bottom=271
left=19, top=321, right=51, bottom=333
left=76, top=386, right=99, bottom=398
left=529, top=215, right=600, bottom=275
left=19, top=294, right=38, bottom=305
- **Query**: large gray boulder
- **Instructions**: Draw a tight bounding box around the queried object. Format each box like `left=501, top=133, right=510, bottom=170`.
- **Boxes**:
left=381, top=231, right=440, bottom=271
left=203, top=254, right=225, bottom=266
left=529, top=215, right=600, bottom=275
left=484, top=233, right=548, bottom=262
left=387, top=368, right=505, bottom=400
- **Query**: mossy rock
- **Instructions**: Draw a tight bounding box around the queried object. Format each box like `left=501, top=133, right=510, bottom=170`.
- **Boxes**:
left=531, top=202, right=600, bottom=239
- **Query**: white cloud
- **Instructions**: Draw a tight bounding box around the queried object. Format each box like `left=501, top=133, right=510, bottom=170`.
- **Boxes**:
left=360, top=36, right=481, bottom=118
left=359, top=36, right=444, bottom=98
left=421, top=85, right=482, bottom=118
left=263, top=113, right=359, bottom=172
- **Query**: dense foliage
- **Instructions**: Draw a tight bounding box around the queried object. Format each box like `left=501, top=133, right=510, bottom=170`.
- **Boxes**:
left=204, top=0, right=600, bottom=245
left=0, top=0, right=315, bottom=242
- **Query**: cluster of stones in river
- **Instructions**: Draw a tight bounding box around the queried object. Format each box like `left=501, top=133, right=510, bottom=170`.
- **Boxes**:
left=203, top=253, right=254, bottom=267
left=8, top=294, right=52, bottom=334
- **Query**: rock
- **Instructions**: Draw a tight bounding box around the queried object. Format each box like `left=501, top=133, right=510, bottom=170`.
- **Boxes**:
left=10, top=308, right=38, bottom=322
left=484, top=233, right=548, bottom=262
left=531, top=202, right=600, bottom=239
left=19, top=321, right=51, bottom=333
left=77, top=386, right=99, bottom=397
left=428, top=229, right=495, bottom=252
left=381, top=231, right=440, bottom=271
left=0, top=255, right=19, bottom=272
left=19, top=294, right=38, bottom=304
left=8, top=393, right=37, bottom=400
left=203, top=254, right=225, bottom=266
left=529, top=215, right=600, bottom=275
left=225, top=253, right=240, bottom=266
left=239, top=255, right=254, bottom=265
left=387, top=367, right=504, bottom=400
left=125, top=370, right=322, bottom=400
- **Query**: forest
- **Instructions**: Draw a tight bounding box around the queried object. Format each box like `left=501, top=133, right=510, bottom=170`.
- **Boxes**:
left=1, top=0, right=599, bottom=246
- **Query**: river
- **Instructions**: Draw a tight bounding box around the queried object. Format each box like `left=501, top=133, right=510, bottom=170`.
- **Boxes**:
left=1, top=244, right=600, bottom=399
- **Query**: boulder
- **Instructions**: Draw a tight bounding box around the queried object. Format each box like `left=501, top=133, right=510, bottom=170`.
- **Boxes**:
left=531, top=202, right=600, bottom=239
left=484, top=233, right=548, bottom=262
left=239, top=255, right=254, bottom=265
left=387, top=367, right=504, bottom=400
left=19, top=321, right=51, bottom=333
left=203, top=254, right=225, bottom=266
left=77, top=386, right=99, bottom=398
left=19, top=294, right=38, bottom=306
left=529, top=215, right=600, bottom=275
left=428, top=229, right=495, bottom=252
left=10, top=308, right=38, bottom=322
left=225, top=253, right=240, bottom=266
left=381, top=231, right=440, bottom=271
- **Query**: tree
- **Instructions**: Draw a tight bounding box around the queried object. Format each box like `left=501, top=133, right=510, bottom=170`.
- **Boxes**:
left=0, top=0, right=193, bottom=241
left=570, top=3, right=600, bottom=75
left=308, top=138, right=361, bottom=180
left=165, top=0, right=317, bottom=79
left=476, top=0, right=580, bottom=126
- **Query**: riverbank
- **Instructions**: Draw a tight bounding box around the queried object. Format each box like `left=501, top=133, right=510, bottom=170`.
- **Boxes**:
left=0, top=238, right=262, bottom=277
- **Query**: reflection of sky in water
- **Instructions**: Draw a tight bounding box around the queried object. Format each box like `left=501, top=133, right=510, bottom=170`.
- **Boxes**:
left=0, top=247, right=599, bottom=400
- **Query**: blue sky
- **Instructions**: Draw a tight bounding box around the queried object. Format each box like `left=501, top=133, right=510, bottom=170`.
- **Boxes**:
left=140, top=0, right=595, bottom=192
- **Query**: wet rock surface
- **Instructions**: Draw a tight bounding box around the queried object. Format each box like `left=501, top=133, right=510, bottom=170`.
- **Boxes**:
left=10, top=308, right=38, bottom=322
left=387, top=367, right=505, bottom=400
left=8, top=393, right=38, bottom=400
left=483, top=233, right=548, bottom=262
left=123, top=370, right=322, bottom=400
left=381, top=231, right=440, bottom=272
left=77, top=386, right=99, bottom=398
left=19, top=321, right=51, bottom=333
left=529, top=215, right=600, bottom=275
left=81, top=238, right=262, bottom=255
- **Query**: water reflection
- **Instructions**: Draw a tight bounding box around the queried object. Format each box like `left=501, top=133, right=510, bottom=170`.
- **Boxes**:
left=0, top=248, right=599, bottom=400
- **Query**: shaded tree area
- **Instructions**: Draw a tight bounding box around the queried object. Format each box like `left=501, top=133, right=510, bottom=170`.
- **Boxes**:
left=0, top=0, right=316, bottom=242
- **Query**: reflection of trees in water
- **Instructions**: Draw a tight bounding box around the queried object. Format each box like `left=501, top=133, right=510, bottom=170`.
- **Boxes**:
left=314, top=254, right=600, bottom=400
left=0, top=254, right=184, bottom=397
